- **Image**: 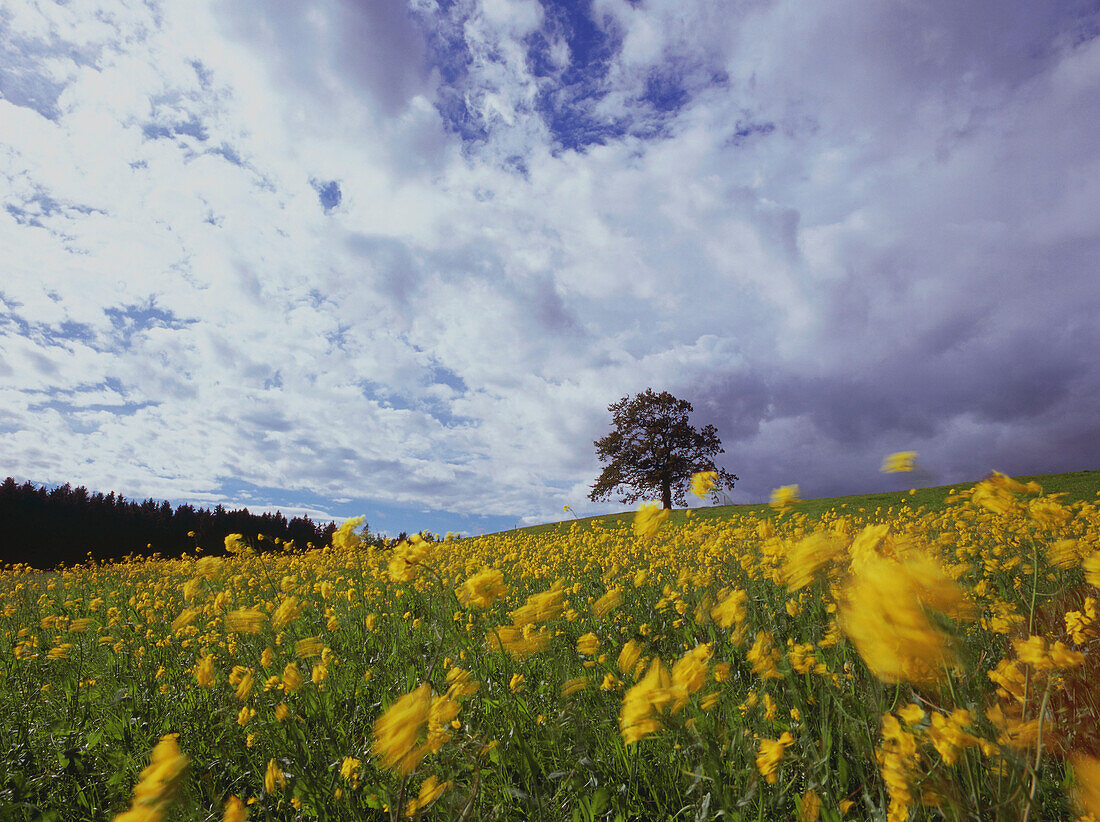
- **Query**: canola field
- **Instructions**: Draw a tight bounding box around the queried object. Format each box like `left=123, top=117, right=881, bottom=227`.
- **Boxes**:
left=2, top=471, right=1100, bottom=821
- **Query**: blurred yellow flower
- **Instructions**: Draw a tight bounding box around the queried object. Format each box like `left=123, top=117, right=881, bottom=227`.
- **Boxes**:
left=271, top=597, right=304, bottom=631
left=456, top=569, right=508, bottom=609
left=747, top=632, right=782, bottom=679
left=332, top=516, right=365, bottom=552
left=281, top=662, right=304, bottom=693
left=620, top=658, right=672, bottom=744
left=690, top=471, right=718, bottom=500
left=224, top=534, right=248, bottom=555
left=756, top=732, right=794, bottom=784
left=881, top=451, right=917, bottom=473
left=193, top=653, right=216, bottom=688
left=1072, top=754, right=1100, bottom=818
left=634, top=502, right=670, bottom=540
left=225, top=609, right=266, bottom=635
left=840, top=552, right=967, bottom=684
left=114, top=734, right=188, bottom=822
left=295, top=636, right=324, bottom=659
left=222, top=796, right=248, bottom=822
left=264, top=759, right=286, bottom=794
left=592, top=587, right=623, bottom=618
left=561, top=676, right=588, bottom=697
left=1085, top=550, right=1100, bottom=588
left=372, top=684, right=432, bottom=775
left=406, top=775, right=450, bottom=817
left=617, top=640, right=644, bottom=676
left=770, top=485, right=801, bottom=509
left=576, top=632, right=600, bottom=656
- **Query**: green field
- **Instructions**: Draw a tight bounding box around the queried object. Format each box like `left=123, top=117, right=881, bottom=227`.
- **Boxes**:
left=1, top=468, right=1098, bottom=821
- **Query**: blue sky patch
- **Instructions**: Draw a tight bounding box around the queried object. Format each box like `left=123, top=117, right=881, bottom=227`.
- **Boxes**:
left=312, top=179, right=342, bottom=213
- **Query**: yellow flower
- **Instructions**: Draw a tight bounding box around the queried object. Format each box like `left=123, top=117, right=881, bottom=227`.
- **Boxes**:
left=970, top=475, right=1020, bottom=515
left=223, top=534, right=249, bottom=555
left=235, top=671, right=254, bottom=701
left=878, top=714, right=919, bottom=822
left=669, top=644, right=711, bottom=712
left=444, top=666, right=479, bottom=699
left=114, top=734, right=188, bottom=822
left=389, top=538, right=431, bottom=582
left=690, top=470, right=718, bottom=500
left=193, top=653, right=216, bottom=688
left=281, top=662, right=304, bottom=693
left=509, top=673, right=525, bottom=693
left=1085, top=550, right=1100, bottom=589
left=561, top=676, right=588, bottom=697
left=170, top=608, right=201, bottom=634
left=456, top=569, right=508, bottom=609
left=840, top=552, right=967, bottom=684
left=487, top=624, right=552, bottom=659
left=295, top=636, right=325, bottom=659
left=747, top=632, right=782, bottom=679
left=196, top=556, right=221, bottom=580
left=770, top=484, right=801, bottom=509
left=784, top=531, right=847, bottom=591
left=1072, top=754, right=1100, bottom=818
left=799, top=789, right=821, bottom=822
left=225, top=609, right=266, bottom=635
left=1013, top=635, right=1085, bottom=670
left=341, top=756, right=361, bottom=788
left=405, top=775, right=451, bottom=817
left=264, top=759, right=286, bottom=794
left=509, top=583, right=566, bottom=626
left=222, top=796, right=248, bottom=822
left=926, top=709, right=977, bottom=766
left=592, top=587, right=623, bottom=618
left=372, top=684, right=432, bottom=775
left=271, top=597, right=304, bottom=630
left=897, top=703, right=925, bottom=726
left=634, top=502, right=670, bottom=540
left=881, top=451, right=917, bottom=473
left=617, top=640, right=644, bottom=676
left=576, top=632, right=600, bottom=656
left=710, top=588, right=748, bottom=635
left=620, top=658, right=672, bottom=744
left=756, top=732, right=794, bottom=784
left=332, top=516, right=365, bottom=551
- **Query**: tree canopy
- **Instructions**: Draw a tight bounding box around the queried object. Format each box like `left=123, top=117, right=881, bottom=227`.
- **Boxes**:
left=588, top=389, right=738, bottom=509
left=0, top=477, right=340, bottom=569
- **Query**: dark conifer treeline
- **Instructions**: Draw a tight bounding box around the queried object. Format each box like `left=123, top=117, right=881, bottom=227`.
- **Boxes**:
left=0, top=478, right=337, bottom=569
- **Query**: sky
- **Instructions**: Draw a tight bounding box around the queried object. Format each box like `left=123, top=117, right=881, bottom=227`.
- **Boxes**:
left=2, top=0, right=1099, bottom=537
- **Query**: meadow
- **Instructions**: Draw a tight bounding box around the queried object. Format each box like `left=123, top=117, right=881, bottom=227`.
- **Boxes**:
left=2, top=469, right=1099, bottom=821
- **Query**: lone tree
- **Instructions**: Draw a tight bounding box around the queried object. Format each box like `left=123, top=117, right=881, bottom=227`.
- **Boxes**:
left=589, top=389, right=737, bottom=509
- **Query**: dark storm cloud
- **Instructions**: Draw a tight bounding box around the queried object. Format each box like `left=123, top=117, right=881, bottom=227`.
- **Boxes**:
left=686, top=317, right=1100, bottom=503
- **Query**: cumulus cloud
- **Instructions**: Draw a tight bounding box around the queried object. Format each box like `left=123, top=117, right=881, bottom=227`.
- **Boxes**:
left=1, top=0, right=1098, bottom=534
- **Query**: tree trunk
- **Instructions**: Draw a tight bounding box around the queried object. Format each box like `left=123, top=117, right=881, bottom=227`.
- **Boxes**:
left=661, top=480, right=672, bottom=509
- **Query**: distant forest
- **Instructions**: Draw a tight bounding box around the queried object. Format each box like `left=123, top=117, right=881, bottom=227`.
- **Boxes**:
left=0, top=477, right=340, bottom=570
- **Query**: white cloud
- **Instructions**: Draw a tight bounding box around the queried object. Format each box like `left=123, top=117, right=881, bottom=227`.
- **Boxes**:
left=1, top=0, right=1098, bottom=532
